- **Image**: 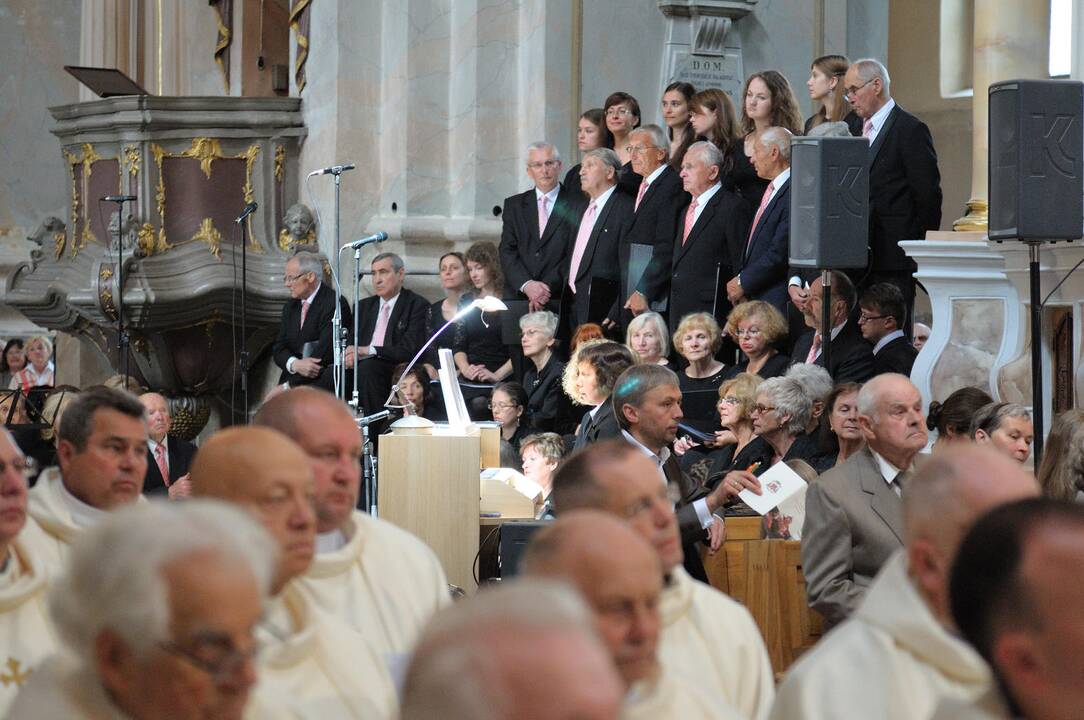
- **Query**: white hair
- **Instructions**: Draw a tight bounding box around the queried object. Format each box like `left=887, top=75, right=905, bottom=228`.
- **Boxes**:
left=785, top=363, right=834, bottom=404
left=760, top=126, right=793, bottom=161
left=856, top=372, right=913, bottom=422
left=853, top=58, right=891, bottom=96
left=758, top=376, right=812, bottom=435
left=630, top=124, right=670, bottom=161
left=625, top=311, right=670, bottom=359
left=49, top=500, right=277, bottom=667
left=686, top=140, right=724, bottom=170
left=527, top=141, right=561, bottom=162
left=291, top=250, right=323, bottom=277
left=402, top=580, right=597, bottom=720
left=520, top=310, right=559, bottom=338
left=584, top=147, right=622, bottom=175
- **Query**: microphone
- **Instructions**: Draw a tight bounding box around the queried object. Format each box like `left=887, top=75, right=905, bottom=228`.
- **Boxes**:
left=308, top=163, right=357, bottom=177
left=101, top=195, right=137, bottom=202
left=235, top=201, right=258, bottom=223
left=355, top=410, right=391, bottom=427
left=349, top=231, right=388, bottom=249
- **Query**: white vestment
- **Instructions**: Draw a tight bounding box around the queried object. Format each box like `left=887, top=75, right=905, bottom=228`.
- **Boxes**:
left=295, top=510, right=448, bottom=662
left=4, top=654, right=131, bottom=719
left=931, top=690, right=1012, bottom=720
left=622, top=670, right=744, bottom=719
left=254, top=582, right=398, bottom=719
left=770, top=551, right=992, bottom=720
left=658, top=567, right=775, bottom=720
left=0, top=540, right=57, bottom=716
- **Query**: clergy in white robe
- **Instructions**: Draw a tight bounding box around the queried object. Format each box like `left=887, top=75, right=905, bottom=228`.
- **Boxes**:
left=190, top=426, right=399, bottom=719
left=0, top=428, right=56, bottom=716
left=771, top=446, right=1038, bottom=720
left=622, top=671, right=745, bottom=720
left=254, top=388, right=449, bottom=662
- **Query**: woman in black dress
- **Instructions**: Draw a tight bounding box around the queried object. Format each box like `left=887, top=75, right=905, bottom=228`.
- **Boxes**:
left=490, top=381, right=530, bottom=457
left=422, top=251, right=472, bottom=377
left=661, top=81, right=697, bottom=171
left=674, top=313, right=729, bottom=433
left=519, top=310, right=573, bottom=434
left=803, top=54, right=863, bottom=136
left=723, top=301, right=791, bottom=380
left=603, top=91, right=643, bottom=196
left=564, top=108, right=613, bottom=198
left=688, top=88, right=740, bottom=190
left=454, top=241, right=512, bottom=384
left=733, top=71, right=803, bottom=204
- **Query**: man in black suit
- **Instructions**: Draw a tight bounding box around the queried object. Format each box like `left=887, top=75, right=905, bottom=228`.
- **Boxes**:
left=564, top=148, right=633, bottom=330
left=618, top=124, right=687, bottom=326
left=844, top=58, right=942, bottom=332
left=499, top=142, right=575, bottom=313
left=858, top=282, right=918, bottom=378
left=272, top=251, right=352, bottom=392
left=792, top=270, right=875, bottom=383
left=345, top=252, right=428, bottom=417
left=727, top=126, right=792, bottom=316
left=669, top=141, right=753, bottom=329
left=139, top=392, right=197, bottom=499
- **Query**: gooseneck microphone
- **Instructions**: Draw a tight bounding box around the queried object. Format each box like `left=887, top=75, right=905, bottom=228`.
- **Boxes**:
left=348, top=231, right=388, bottom=249
left=235, top=201, right=258, bottom=223
left=308, top=163, right=357, bottom=177
left=101, top=195, right=137, bottom=202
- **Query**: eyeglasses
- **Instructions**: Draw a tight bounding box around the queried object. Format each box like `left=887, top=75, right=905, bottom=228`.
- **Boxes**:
left=489, top=402, right=518, bottom=411
left=719, top=396, right=741, bottom=406
left=527, top=160, right=560, bottom=170
left=843, top=79, right=874, bottom=99
left=282, top=273, right=309, bottom=284
left=734, top=327, right=762, bottom=338
left=625, top=145, right=659, bottom=155
left=857, top=313, right=889, bottom=324
left=751, top=404, right=777, bottom=416
left=159, top=636, right=257, bottom=687
left=606, top=107, right=632, bottom=118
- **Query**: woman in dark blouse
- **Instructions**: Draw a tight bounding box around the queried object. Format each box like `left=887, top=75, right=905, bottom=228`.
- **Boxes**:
left=564, top=108, right=613, bottom=198
left=604, top=91, right=644, bottom=196
left=734, top=71, right=803, bottom=204
left=519, top=310, right=573, bottom=434
left=722, top=301, right=791, bottom=381
left=674, top=312, right=729, bottom=433
left=422, top=251, right=472, bottom=377
left=454, top=241, right=511, bottom=383
left=688, top=88, right=740, bottom=191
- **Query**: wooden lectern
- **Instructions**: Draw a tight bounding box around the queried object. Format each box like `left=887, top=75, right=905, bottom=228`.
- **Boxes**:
left=378, top=429, right=480, bottom=592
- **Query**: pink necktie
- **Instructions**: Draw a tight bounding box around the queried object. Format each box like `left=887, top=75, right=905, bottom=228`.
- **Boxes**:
left=681, top=199, right=698, bottom=246
left=154, top=444, right=170, bottom=487
left=371, top=303, right=391, bottom=347
left=634, top=180, right=649, bottom=211
left=568, top=202, right=598, bottom=292
left=299, top=300, right=310, bottom=329
left=747, top=182, right=775, bottom=251
left=805, top=333, right=822, bottom=364
left=863, top=118, right=873, bottom=141
left=538, top=195, right=550, bottom=236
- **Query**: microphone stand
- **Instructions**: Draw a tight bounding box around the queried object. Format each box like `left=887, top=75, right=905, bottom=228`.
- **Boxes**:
left=356, top=409, right=390, bottom=516
left=352, top=245, right=363, bottom=413
left=820, top=269, right=833, bottom=371
left=105, top=196, right=134, bottom=381
left=239, top=214, right=251, bottom=423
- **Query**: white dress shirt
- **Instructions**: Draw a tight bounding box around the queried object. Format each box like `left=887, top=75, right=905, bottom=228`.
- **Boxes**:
left=865, top=98, right=896, bottom=145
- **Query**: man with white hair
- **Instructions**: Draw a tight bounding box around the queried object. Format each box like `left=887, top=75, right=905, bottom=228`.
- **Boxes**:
left=523, top=512, right=741, bottom=719
left=727, top=126, right=792, bottom=315
left=254, top=388, right=449, bottom=661
left=401, top=578, right=624, bottom=720
left=670, top=141, right=752, bottom=328
left=0, top=429, right=54, bottom=715
left=551, top=441, right=775, bottom=720
left=771, top=446, right=1038, bottom=719
left=139, top=391, right=197, bottom=499
left=566, top=147, right=633, bottom=329
left=499, top=141, right=573, bottom=312
left=802, top=373, right=928, bottom=625
left=190, top=426, right=398, bottom=718
left=8, top=500, right=279, bottom=719
left=620, top=124, right=687, bottom=323
left=19, top=386, right=148, bottom=573
left=843, top=58, right=941, bottom=333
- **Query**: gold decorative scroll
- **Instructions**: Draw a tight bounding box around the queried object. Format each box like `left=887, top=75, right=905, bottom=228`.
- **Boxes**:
left=149, top=138, right=260, bottom=257
left=123, top=146, right=141, bottom=177
left=209, top=0, right=233, bottom=94
left=62, top=143, right=121, bottom=259
left=53, top=232, right=65, bottom=260
left=274, top=144, right=286, bottom=182
left=290, top=0, right=312, bottom=93
left=99, top=264, right=116, bottom=318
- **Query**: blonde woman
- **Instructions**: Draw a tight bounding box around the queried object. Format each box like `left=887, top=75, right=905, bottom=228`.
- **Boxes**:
left=10, top=335, right=54, bottom=391
left=674, top=313, right=728, bottom=432
left=625, top=312, right=670, bottom=366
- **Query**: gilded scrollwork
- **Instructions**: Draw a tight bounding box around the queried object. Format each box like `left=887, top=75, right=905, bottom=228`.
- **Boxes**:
left=62, top=143, right=118, bottom=258
left=192, top=218, right=224, bottom=259
left=275, top=144, right=286, bottom=182
left=123, top=146, right=141, bottom=177
left=53, top=232, right=65, bottom=260
left=99, top=264, right=116, bottom=319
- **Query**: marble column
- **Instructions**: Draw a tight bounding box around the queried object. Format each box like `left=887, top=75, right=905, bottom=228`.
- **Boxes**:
left=953, top=0, right=1050, bottom=231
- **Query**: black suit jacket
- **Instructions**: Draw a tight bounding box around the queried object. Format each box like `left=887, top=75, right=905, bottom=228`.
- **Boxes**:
left=523, top=355, right=572, bottom=434
left=669, top=186, right=753, bottom=327
left=572, top=402, right=621, bottom=452
left=143, top=436, right=198, bottom=496
left=565, top=191, right=634, bottom=326
left=356, top=288, right=429, bottom=364
left=272, top=283, right=353, bottom=390
left=791, top=321, right=875, bottom=384
left=499, top=186, right=576, bottom=310
left=867, top=104, right=942, bottom=273
left=740, top=177, right=791, bottom=314
left=619, top=165, right=688, bottom=310
left=873, top=334, right=918, bottom=378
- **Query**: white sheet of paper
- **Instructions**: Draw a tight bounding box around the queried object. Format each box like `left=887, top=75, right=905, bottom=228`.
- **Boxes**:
left=738, top=461, right=808, bottom=516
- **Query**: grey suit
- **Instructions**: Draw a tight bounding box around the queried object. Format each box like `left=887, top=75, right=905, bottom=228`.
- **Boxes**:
left=801, top=446, right=905, bottom=625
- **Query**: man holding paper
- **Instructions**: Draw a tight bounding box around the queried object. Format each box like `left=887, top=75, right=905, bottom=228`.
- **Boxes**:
left=801, top=373, right=927, bottom=625
left=771, top=446, right=1037, bottom=720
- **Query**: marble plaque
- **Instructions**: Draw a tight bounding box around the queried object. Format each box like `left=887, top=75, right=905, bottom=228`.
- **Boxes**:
left=930, top=298, right=1005, bottom=399
left=670, top=50, right=743, bottom=100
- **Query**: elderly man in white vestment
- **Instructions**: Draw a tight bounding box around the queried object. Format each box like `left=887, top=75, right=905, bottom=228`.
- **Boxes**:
left=253, top=387, right=448, bottom=662
left=6, top=500, right=278, bottom=720
left=0, top=429, right=55, bottom=715
left=933, top=498, right=1084, bottom=720
left=770, top=446, right=1038, bottom=720
left=19, top=387, right=148, bottom=572
left=401, top=579, right=623, bottom=720
left=550, top=440, right=774, bottom=720
left=189, top=426, right=398, bottom=719
left=523, top=512, right=742, bottom=720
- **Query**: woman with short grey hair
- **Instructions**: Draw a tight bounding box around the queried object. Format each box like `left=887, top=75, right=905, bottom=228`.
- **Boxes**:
left=519, top=311, right=571, bottom=433
left=970, top=401, right=1034, bottom=464
left=747, top=376, right=833, bottom=473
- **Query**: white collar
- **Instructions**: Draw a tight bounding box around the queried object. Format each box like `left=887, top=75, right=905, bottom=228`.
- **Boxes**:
left=867, top=98, right=896, bottom=136
left=642, top=164, right=667, bottom=186
left=817, top=320, right=848, bottom=344
left=589, top=402, right=604, bottom=419
left=315, top=528, right=348, bottom=554
left=693, top=181, right=722, bottom=207
left=379, top=292, right=401, bottom=310
left=769, top=166, right=791, bottom=188
left=535, top=185, right=560, bottom=203
left=59, top=478, right=108, bottom=529
left=303, top=282, right=321, bottom=305
left=621, top=429, right=672, bottom=468
left=869, top=447, right=905, bottom=487
left=587, top=184, right=617, bottom=212
left=873, top=329, right=905, bottom=354
left=148, top=436, right=168, bottom=454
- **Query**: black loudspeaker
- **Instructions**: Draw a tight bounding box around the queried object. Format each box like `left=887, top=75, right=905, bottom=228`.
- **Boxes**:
left=789, top=136, right=870, bottom=269
left=989, top=79, right=1084, bottom=241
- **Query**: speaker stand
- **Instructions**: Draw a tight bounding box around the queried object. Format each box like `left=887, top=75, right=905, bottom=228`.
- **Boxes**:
left=820, top=269, right=833, bottom=371
left=1027, top=242, right=1045, bottom=466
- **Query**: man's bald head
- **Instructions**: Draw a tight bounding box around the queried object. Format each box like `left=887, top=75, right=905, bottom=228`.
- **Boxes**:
left=524, top=511, right=663, bottom=687
left=904, top=445, right=1038, bottom=627
left=254, top=388, right=363, bottom=534
left=190, top=426, right=316, bottom=592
